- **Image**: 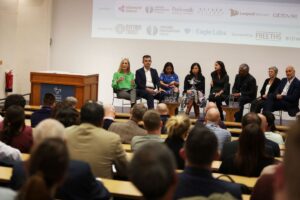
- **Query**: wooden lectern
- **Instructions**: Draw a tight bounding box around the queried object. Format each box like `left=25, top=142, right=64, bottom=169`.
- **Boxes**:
left=30, top=72, right=99, bottom=108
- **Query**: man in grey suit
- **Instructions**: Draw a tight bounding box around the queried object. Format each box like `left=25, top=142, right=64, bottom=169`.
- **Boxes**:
left=109, top=103, right=147, bottom=144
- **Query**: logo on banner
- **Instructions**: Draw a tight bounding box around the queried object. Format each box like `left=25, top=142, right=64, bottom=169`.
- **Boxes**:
left=147, top=26, right=158, bottom=36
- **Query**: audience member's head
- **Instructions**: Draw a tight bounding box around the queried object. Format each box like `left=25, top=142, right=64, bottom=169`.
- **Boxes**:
left=43, top=93, right=56, bottom=107
left=143, top=110, right=162, bottom=133
left=3, top=94, right=26, bottom=111
left=236, top=124, right=267, bottom=176
left=166, top=114, right=190, bottom=140
left=64, top=96, right=78, bottom=108
left=0, top=105, right=25, bottom=144
left=262, top=111, right=277, bottom=132
left=33, top=119, right=65, bottom=146
left=80, top=102, right=104, bottom=127
left=130, top=103, right=147, bottom=122
left=204, top=102, right=217, bottom=113
left=157, top=103, right=169, bottom=115
left=205, top=108, right=220, bottom=124
left=129, top=142, right=177, bottom=200
left=241, top=112, right=261, bottom=128
left=182, top=125, right=218, bottom=168
left=17, top=138, right=69, bottom=200
left=54, top=106, right=79, bottom=127
left=258, top=113, right=268, bottom=132
left=103, top=104, right=116, bottom=119
left=282, top=119, right=300, bottom=200
left=285, top=65, right=295, bottom=81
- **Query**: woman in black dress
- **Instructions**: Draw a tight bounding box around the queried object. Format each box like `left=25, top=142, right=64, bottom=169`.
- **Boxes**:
left=209, top=61, right=229, bottom=120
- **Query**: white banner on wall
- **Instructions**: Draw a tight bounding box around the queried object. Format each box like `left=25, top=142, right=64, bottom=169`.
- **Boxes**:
left=92, top=0, right=300, bottom=48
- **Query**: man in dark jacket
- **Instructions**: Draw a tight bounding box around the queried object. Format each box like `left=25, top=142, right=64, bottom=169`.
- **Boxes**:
left=135, top=55, right=165, bottom=109
left=232, top=63, right=257, bottom=122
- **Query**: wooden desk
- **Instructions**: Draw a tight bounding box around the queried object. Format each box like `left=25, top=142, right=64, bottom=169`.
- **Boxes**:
left=227, top=128, right=242, bottom=135
left=222, top=106, right=239, bottom=122
left=100, top=178, right=142, bottom=199
left=165, top=102, right=180, bottom=116
left=212, top=173, right=257, bottom=189
left=243, top=195, right=251, bottom=200
left=0, top=166, right=12, bottom=183
left=21, top=153, right=30, bottom=161
left=122, top=144, right=131, bottom=152
left=25, top=119, right=31, bottom=126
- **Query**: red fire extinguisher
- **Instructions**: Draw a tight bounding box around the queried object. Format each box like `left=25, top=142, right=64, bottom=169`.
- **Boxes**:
left=5, top=70, right=13, bottom=92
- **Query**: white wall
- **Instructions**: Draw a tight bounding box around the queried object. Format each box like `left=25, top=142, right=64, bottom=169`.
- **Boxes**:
left=51, top=0, right=300, bottom=109
left=0, top=0, right=52, bottom=99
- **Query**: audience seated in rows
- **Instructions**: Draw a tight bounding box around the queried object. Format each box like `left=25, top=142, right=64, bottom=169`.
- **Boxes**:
left=205, top=108, right=231, bottom=152
left=129, top=142, right=178, bottom=200
left=165, top=114, right=191, bottom=170
left=102, top=104, right=116, bottom=130
left=174, top=125, right=242, bottom=199
left=263, top=66, right=300, bottom=117
left=31, top=93, right=55, bottom=127
left=0, top=105, right=33, bottom=153
left=262, top=112, right=284, bottom=145
left=10, top=119, right=110, bottom=200
left=65, top=102, right=128, bottom=178
left=232, top=63, right=257, bottom=122
left=221, top=112, right=280, bottom=163
left=251, top=118, right=300, bottom=200
left=156, top=103, right=170, bottom=134
left=219, top=123, right=275, bottom=177
left=250, top=66, right=281, bottom=113
left=131, top=110, right=164, bottom=151
left=109, top=103, right=147, bottom=144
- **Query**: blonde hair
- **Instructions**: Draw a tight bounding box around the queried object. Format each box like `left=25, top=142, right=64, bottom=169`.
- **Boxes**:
left=166, top=114, right=191, bottom=139
left=118, top=58, right=131, bottom=73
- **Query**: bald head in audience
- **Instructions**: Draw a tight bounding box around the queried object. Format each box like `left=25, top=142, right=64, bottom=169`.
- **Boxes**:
left=33, top=119, right=65, bottom=145
left=129, top=142, right=177, bottom=200
left=104, top=104, right=116, bottom=119
left=157, top=103, right=169, bottom=115
left=205, top=102, right=217, bottom=113
left=205, top=108, right=220, bottom=124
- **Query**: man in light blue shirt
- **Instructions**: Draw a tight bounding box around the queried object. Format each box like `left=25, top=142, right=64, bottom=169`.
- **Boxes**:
left=205, top=108, right=231, bottom=151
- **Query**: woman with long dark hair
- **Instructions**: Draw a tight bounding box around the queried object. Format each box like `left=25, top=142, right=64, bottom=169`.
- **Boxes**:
left=220, top=124, right=275, bottom=177
left=17, top=138, right=69, bottom=200
left=0, top=105, right=32, bottom=153
left=209, top=61, right=229, bottom=120
left=183, top=63, right=205, bottom=118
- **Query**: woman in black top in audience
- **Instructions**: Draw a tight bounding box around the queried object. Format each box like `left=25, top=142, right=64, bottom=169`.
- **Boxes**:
left=209, top=61, right=229, bottom=120
left=165, top=114, right=191, bottom=169
left=219, top=124, right=275, bottom=177
left=183, top=63, right=205, bottom=118
left=250, top=66, right=280, bottom=113
left=17, top=138, right=69, bottom=200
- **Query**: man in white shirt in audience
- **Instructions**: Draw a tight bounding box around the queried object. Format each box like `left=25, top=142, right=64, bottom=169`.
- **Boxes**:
left=0, top=141, right=21, bottom=164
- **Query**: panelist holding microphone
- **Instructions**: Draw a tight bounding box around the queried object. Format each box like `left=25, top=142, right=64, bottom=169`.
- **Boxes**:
left=135, top=55, right=165, bottom=109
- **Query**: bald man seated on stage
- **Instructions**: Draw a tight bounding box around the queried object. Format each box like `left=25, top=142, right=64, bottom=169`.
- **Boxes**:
left=263, top=66, right=300, bottom=117
left=205, top=108, right=231, bottom=152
